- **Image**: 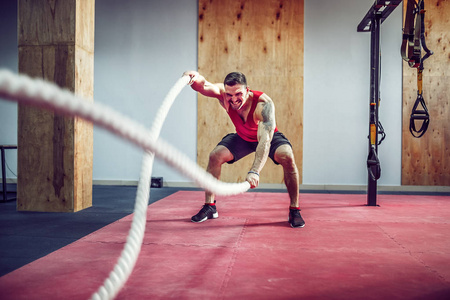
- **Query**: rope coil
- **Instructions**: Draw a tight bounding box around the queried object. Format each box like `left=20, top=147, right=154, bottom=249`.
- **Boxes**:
left=0, top=69, right=250, bottom=300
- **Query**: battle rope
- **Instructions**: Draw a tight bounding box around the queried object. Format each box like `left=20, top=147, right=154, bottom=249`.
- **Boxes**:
left=0, top=69, right=251, bottom=299
left=401, top=0, right=433, bottom=138
left=0, top=69, right=250, bottom=195
left=90, top=75, right=190, bottom=299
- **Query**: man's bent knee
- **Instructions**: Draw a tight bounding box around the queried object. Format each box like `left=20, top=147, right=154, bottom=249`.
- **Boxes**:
left=274, top=145, right=296, bottom=166
left=209, top=145, right=233, bottom=166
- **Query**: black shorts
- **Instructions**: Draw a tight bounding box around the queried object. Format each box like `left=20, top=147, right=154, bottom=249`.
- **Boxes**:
left=217, top=131, right=292, bottom=165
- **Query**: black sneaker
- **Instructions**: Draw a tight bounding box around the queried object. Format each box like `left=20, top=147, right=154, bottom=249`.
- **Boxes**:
left=191, top=203, right=218, bottom=223
left=289, top=209, right=305, bottom=228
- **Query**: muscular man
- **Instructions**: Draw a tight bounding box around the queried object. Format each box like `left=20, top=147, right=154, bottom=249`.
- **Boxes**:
left=184, top=71, right=305, bottom=228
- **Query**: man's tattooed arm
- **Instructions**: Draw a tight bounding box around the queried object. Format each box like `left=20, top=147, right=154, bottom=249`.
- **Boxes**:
left=249, top=96, right=276, bottom=175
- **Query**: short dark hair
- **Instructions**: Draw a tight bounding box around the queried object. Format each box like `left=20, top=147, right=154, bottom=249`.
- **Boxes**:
left=224, top=72, right=247, bottom=87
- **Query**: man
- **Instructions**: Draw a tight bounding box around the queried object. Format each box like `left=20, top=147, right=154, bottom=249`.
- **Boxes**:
left=184, top=71, right=305, bottom=228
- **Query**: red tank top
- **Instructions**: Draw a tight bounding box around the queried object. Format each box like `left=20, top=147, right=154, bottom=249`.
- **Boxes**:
left=227, top=90, right=278, bottom=142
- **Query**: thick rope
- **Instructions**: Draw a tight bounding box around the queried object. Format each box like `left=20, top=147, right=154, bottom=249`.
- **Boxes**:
left=0, top=69, right=250, bottom=299
left=0, top=69, right=250, bottom=195
left=90, top=75, right=190, bottom=300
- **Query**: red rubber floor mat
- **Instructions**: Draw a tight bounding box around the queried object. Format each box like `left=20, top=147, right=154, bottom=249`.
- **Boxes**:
left=1, top=191, right=449, bottom=299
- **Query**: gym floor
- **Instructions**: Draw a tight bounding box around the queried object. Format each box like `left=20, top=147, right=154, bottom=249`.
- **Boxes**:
left=1, top=185, right=449, bottom=299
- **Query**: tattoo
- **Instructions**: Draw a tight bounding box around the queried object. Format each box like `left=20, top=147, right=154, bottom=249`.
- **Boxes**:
left=261, top=102, right=275, bottom=131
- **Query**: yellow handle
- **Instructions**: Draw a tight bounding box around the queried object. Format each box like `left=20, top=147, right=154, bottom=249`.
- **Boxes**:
left=417, top=69, right=423, bottom=95
left=370, top=124, right=376, bottom=145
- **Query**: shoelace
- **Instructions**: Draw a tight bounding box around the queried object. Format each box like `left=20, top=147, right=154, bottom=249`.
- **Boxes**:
left=200, top=205, right=214, bottom=214
left=290, top=209, right=301, bottom=217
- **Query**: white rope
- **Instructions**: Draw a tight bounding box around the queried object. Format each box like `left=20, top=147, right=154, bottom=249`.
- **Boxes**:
left=0, top=68, right=250, bottom=299
left=0, top=69, right=250, bottom=195
left=90, top=75, right=190, bottom=300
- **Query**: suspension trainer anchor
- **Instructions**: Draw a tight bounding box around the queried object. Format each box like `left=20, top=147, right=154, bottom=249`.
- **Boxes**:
left=357, top=0, right=402, bottom=206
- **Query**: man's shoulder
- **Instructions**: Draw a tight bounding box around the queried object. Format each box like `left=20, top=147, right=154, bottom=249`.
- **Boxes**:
left=251, top=91, right=271, bottom=104
left=251, top=90, right=264, bottom=97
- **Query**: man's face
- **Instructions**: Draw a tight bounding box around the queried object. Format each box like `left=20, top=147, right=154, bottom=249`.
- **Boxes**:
left=224, top=84, right=249, bottom=110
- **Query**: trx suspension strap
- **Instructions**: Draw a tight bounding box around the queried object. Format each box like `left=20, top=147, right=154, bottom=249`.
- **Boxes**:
left=367, top=96, right=385, bottom=182
left=401, top=0, right=433, bottom=138
left=367, top=13, right=383, bottom=183
left=367, top=101, right=381, bottom=181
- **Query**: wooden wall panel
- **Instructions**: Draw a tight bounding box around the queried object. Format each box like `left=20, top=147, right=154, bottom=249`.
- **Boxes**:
left=402, top=0, right=450, bottom=186
left=198, top=0, right=304, bottom=184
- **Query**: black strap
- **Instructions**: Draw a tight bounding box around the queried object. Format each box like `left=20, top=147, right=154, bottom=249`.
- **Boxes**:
left=377, top=121, right=386, bottom=145
left=418, top=1, right=433, bottom=64
left=401, top=0, right=432, bottom=67
left=402, top=0, right=433, bottom=138
left=367, top=146, right=381, bottom=181
left=409, top=93, right=430, bottom=138
left=401, top=0, right=419, bottom=66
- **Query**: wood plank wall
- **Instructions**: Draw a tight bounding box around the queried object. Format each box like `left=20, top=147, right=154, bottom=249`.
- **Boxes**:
left=197, top=0, right=304, bottom=184
left=17, top=0, right=94, bottom=212
left=402, top=0, right=450, bottom=186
